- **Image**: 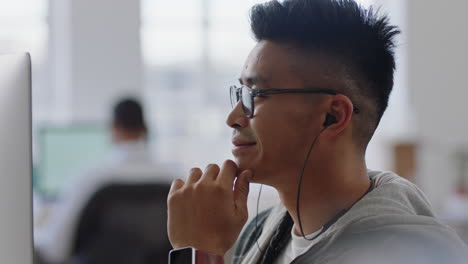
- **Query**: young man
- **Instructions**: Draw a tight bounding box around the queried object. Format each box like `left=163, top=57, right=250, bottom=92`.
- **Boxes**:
left=167, top=0, right=467, bottom=263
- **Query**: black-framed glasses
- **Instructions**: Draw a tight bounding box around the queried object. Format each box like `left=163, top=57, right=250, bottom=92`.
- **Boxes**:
left=230, top=85, right=360, bottom=118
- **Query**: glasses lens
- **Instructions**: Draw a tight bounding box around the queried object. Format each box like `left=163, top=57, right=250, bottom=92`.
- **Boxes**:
left=241, top=86, right=253, bottom=117
left=230, top=86, right=239, bottom=108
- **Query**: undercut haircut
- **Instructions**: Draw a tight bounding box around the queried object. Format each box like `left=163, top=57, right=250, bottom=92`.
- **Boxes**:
left=250, top=0, right=400, bottom=151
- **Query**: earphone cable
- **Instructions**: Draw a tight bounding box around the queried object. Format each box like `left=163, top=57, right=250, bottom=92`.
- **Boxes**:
left=255, top=184, right=264, bottom=254
left=296, top=127, right=327, bottom=240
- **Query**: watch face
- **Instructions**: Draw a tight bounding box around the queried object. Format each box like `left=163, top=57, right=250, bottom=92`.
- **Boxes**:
left=170, top=248, right=194, bottom=264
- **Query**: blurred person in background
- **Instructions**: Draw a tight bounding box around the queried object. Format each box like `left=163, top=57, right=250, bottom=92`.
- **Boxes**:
left=166, top=0, right=467, bottom=263
left=35, top=98, right=175, bottom=264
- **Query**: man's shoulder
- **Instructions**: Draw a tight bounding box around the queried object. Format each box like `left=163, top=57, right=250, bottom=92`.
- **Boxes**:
left=355, top=170, right=436, bottom=218
left=314, top=222, right=467, bottom=264
left=343, top=171, right=464, bottom=249
left=289, top=211, right=467, bottom=264
left=296, top=171, right=468, bottom=263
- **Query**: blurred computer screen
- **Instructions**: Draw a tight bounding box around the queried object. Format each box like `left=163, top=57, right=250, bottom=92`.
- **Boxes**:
left=35, top=124, right=111, bottom=198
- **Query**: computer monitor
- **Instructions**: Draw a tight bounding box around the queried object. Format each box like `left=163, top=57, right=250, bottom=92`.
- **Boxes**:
left=36, top=125, right=111, bottom=198
left=0, top=53, right=33, bottom=263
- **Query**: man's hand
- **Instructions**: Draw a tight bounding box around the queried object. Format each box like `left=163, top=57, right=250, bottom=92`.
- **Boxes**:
left=167, top=160, right=252, bottom=257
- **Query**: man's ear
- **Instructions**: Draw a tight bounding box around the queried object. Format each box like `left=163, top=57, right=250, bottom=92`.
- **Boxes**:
left=320, top=94, right=354, bottom=138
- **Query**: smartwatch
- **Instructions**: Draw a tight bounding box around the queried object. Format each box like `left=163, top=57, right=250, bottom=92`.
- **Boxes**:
left=169, top=247, right=224, bottom=264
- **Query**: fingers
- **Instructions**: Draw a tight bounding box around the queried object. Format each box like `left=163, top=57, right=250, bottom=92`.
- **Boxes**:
left=217, top=160, right=238, bottom=188
left=234, top=170, right=252, bottom=213
left=169, top=178, right=185, bottom=194
left=185, top=165, right=220, bottom=187
left=200, top=164, right=220, bottom=182
left=184, top=161, right=238, bottom=188
left=186, top=168, right=203, bottom=184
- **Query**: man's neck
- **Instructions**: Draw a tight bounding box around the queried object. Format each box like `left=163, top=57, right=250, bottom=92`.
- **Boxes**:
left=275, top=156, right=370, bottom=236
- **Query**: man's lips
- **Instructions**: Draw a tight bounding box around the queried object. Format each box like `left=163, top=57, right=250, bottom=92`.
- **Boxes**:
left=231, top=139, right=256, bottom=156
left=232, top=139, right=256, bottom=147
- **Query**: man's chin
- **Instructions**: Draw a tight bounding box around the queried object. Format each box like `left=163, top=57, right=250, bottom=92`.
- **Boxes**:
left=234, top=161, right=267, bottom=183
left=233, top=157, right=253, bottom=172
left=234, top=157, right=275, bottom=183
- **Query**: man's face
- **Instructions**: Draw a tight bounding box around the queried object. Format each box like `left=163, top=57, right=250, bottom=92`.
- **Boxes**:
left=226, top=41, right=344, bottom=186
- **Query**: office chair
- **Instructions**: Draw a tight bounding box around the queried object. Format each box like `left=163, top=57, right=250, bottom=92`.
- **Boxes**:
left=71, top=182, right=173, bottom=264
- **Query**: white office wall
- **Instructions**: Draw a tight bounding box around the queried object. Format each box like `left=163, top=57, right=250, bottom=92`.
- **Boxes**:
left=0, top=0, right=49, bottom=123
left=407, top=0, right=468, bottom=211
left=48, top=0, right=142, bottom=122
left=362, top=0, right=414, bottom=172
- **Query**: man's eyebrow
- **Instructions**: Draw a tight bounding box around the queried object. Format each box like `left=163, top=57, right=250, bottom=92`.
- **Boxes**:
left=238, top=76, right=263, bottom=86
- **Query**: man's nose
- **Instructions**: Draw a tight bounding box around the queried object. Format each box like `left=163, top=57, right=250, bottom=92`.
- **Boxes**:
left=226, top=102, right=249, bottom=129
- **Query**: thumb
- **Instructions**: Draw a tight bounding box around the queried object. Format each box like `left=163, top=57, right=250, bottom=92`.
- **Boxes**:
left=234, top=170, right=252, bottom=213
